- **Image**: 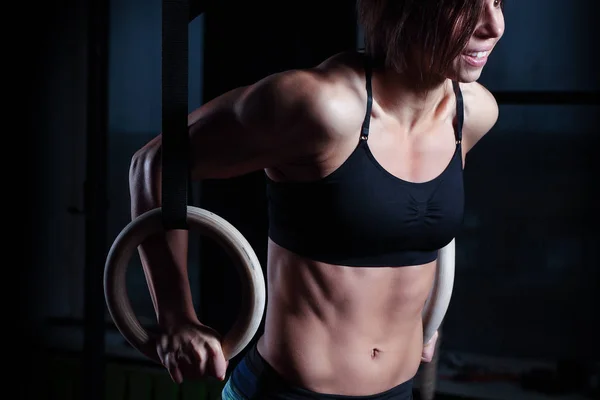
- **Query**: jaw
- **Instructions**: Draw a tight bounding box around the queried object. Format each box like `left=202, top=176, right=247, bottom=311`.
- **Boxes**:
left=457, top=68, right=483, bottom=83
left=447, top=60, right=485, bottom=83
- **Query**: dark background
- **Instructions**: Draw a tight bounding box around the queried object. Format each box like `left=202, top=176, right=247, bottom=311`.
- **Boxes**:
left=25, top=0, right=599, bottom=399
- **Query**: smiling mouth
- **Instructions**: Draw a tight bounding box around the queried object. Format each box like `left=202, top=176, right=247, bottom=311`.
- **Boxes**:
left=463, top=50, right=489, bottom=59
left=461, top=50, right=491, bottom=67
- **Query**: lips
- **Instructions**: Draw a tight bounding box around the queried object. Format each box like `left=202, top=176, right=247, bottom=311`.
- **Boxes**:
left=464, top=50, right=489, bottom=59
left=461, top=49, right=491, bottom=67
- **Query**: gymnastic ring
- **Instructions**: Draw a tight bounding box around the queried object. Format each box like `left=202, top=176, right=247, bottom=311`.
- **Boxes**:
left=422, top=238, right=455, bottom=344
left=104, top=206, right=266, bottom=363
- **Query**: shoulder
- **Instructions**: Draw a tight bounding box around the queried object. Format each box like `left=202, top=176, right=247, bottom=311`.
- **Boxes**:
left=237, top=51, right=368, bottom=140
left=235, top=68, right=325, bottom=126
left=458, top=81, right=499, bottom=153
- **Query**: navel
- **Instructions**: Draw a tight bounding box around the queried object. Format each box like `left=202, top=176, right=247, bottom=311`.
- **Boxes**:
left=371, top=348, right=381, bottom=359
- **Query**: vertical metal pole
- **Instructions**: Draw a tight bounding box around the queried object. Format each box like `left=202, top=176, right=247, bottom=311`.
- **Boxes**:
left=83, top=0, right=109, bottom=397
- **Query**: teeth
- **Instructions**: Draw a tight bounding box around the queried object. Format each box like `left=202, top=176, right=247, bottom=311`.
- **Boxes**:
left=466, top=51, right=488, bottom=58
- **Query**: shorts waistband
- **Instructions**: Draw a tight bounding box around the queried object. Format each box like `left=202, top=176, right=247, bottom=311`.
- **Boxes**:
left=230, top=343, right=413, bottom=400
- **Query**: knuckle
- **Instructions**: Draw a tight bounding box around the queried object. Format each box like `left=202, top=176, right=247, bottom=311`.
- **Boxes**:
left=206, top=337, right=222, bottom=352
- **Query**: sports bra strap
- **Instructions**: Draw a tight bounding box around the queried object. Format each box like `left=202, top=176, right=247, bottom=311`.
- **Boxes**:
left=452, top=81, right=464, bottom=144
left=360, top=56, right=373, bottom=141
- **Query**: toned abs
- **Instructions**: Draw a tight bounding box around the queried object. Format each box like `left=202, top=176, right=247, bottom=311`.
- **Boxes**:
left=258, top=241, right=436, bottom=396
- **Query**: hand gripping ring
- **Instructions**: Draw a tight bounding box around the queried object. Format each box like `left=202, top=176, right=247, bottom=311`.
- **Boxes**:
left=422, top=238, right=456, bottom=344
left=104, top=206, right=266, bottom=363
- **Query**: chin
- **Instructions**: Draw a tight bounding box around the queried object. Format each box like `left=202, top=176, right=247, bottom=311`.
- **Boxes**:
left=446, top=65, right=484, bottom=84
left=457, top=69, right=483, bottom=83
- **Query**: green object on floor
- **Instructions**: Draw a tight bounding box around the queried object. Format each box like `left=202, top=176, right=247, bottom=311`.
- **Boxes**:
left=127, top=369, right=153, bottom=400
left=47, top=352, right=225, bottom=400
left=153, top=373, right=180, bottom=399
left=105, top=364, right=127, bottom=399
left=49, top=356, right=81, bottom=400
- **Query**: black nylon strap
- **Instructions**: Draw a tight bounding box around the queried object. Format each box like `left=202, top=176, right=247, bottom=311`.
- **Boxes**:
left=361, top=55, right=373, bottom=140
left=161, top=0, right=190, bottom=230
left=452, top=81, right=464, bottom=143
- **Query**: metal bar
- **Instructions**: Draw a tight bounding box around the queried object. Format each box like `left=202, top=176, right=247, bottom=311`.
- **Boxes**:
left=82, top=0, right=110, bottom=397
left=493, top=91, right=600, bottom=105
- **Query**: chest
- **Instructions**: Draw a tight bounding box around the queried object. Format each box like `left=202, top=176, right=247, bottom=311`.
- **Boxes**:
left=323, top=147, right=464, bottom=231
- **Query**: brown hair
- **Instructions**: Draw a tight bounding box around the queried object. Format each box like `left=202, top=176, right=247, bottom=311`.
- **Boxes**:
left=357, top=0, right=486, bottom=83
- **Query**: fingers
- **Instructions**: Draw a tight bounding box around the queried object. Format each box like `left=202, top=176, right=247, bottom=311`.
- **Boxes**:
left=164, top=352, right=184, bottom=384
left=421, top=351, right=434, bottom=363
left=187, top=337, right=228, bottom=381
left=425, top=330, right=439, bottom=346
left=205, top=339, right=228, bottom=381
left=185, top=338, right=210, bottom=378
left=156, top=327, right=227, bottom=384
left=421, top=330, right=439, bottom=363
left=421, top=342, right=433, bottom=362
left=157, top=336, right=184, bottom=384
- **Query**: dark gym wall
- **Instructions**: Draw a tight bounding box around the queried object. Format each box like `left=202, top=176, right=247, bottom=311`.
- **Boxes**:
left=31, top=0, right=205, bottom=351
left=29, top=3, right=93, bottom=396
left=480, top=1, right=598, bottom=92
left=32, top=0, right=89, bottom=332
left=442, top=0, right=600, bottom=359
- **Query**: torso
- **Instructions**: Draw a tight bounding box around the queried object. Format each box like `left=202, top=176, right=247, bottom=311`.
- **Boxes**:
left=258, top=51, right=467, bottom=395
left=258, top=242, right=436, bottom=395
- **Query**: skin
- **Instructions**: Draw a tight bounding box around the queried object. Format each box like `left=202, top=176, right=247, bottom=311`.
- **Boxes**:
left=129, top=0, right=505, bottom=395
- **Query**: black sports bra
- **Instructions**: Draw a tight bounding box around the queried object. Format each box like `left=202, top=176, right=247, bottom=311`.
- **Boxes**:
left=265, top=57, right=465, bottom=267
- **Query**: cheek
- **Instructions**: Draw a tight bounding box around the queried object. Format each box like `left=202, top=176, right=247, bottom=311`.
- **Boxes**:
left=453, top=56, right=462, bottom=69
left=446, top=57, right=464, bottom=78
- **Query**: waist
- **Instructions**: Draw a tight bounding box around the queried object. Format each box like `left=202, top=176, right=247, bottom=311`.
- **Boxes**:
left=256, top=240, right=435, bottom=395
left=229, top=342, right=415, bottom=399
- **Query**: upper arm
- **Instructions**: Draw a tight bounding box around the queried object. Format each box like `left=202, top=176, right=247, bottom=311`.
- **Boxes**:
left=461, top=82, right=500, bottom=154
left=185, top=70, right=324, bottom=180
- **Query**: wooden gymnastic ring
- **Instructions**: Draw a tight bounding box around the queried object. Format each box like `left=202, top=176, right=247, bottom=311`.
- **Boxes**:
left=422, top=238, right=456, bottom=344
left=104, top=206, right=266, bottom=363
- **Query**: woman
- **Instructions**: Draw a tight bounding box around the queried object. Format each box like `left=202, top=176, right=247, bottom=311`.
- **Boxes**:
left=129, top=0, right=505, bottom=398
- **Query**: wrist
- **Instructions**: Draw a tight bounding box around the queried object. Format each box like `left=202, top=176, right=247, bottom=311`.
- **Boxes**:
left=158, top=308, right=201, bottom=331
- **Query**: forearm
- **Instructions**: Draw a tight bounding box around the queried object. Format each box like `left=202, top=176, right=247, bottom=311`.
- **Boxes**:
left=129, top=143, right=199, bottom=328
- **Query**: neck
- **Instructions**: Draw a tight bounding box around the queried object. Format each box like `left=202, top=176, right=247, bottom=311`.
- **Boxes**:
left=371, top=65, right=452, bottom=133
